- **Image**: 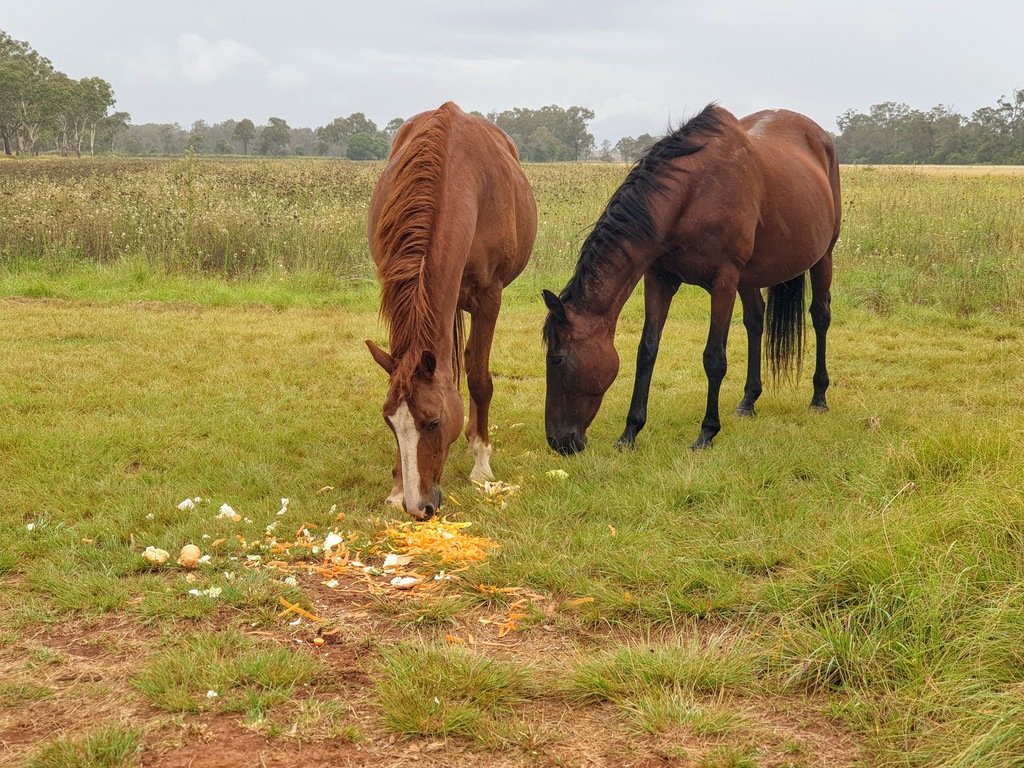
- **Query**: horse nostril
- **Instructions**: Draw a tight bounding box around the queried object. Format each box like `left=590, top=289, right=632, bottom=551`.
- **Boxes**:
left=421, top=504, right=436, bottom=520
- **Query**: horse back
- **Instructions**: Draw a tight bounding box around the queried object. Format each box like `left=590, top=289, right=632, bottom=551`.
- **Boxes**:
left=738, top=110, right=841, bottom=284
left=444, top=107, right=537, bottom=292
left=367, top=102, right=535, bottom=311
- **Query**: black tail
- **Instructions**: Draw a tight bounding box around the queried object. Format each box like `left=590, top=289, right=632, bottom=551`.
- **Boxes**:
left=765, top=274, right=805, bottom=383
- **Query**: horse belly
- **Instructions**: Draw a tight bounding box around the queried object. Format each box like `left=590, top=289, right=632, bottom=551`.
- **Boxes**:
left=743, top=173, right=835, bottom=286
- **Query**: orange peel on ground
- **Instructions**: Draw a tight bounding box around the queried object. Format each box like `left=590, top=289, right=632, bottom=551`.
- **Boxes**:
left=382, top=518, right=498, bottom=566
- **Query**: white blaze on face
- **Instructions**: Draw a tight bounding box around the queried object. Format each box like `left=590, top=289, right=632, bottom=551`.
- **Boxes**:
left=388, top=401, right=422, bottom=511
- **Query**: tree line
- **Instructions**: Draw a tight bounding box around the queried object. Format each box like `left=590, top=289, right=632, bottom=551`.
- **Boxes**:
left=5, top=28, right=1024, bottom=164
left=118, top=105, right=599, bottom=162
left=0, top=30, right=124, bottom=156
left=836, top=92, right=1024, bottom=164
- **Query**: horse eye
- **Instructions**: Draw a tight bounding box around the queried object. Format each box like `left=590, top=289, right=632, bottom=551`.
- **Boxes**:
left=549, top=354, right=565, bottom=366
left=424, top=418, right=441, bottom=432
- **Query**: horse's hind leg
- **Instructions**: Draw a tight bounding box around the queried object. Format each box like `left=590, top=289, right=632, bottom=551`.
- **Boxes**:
left=809, top=251, right=833, bottom=410
left=735, top=284, right=765, bottom=417
left=616, top=271, right=680, bottom=449
left=464, top=291, right=501, bottom=481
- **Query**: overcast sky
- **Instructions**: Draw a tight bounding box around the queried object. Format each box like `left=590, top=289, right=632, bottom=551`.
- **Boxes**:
left=5, top=1, right=1023, bottom=143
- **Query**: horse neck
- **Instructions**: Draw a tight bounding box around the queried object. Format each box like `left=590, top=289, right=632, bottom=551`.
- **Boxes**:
left=566, top=241, right=650, bottom=333
left=388, top=243, right=462, bottom=392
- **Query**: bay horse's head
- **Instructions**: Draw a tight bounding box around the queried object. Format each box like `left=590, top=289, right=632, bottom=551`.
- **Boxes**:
left=366, top=341, right=464, bottom=520
left=541, top=290, right=619, bottom=456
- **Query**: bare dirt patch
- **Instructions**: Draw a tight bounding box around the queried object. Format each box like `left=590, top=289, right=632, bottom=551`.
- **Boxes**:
left=1, top=572, right=862, bottom=767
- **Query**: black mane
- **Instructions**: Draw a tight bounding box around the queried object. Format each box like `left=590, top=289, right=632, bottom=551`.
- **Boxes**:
left=545, top=103, right=724, bottom=339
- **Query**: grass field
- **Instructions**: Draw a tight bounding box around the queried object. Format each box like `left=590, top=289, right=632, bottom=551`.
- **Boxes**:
left=1, top=158, right=1024, bottom=767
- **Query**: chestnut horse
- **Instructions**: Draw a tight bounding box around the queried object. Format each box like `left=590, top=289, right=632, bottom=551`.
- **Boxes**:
left=542, top=104, right=841, bottom=454
left=366, top=101, right=536, bottom=519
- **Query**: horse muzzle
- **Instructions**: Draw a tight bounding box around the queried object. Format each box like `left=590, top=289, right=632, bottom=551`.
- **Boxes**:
left=407, top=485, right=443, bottom=521
left=547, top=430, right=586, bottom=456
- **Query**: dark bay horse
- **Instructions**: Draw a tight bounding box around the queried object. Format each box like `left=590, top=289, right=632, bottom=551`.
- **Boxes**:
left=542, top=104, right=841, bottom=453
left=366, top=101, right=537, bottom=519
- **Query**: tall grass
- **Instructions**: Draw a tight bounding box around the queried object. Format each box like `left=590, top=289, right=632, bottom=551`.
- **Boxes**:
left=0, top=155, right=379, bottom=277
left=2, top=159, right=1023, bottom=319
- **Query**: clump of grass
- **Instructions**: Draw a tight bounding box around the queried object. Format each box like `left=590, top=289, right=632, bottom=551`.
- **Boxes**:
left=374, top=644, right=536, bottom=741
left=369, top=593, right=476, bottom=628
left=0, top=681, right=53, bottom=707
left=260, top=698, right=365, bottom=742
left=23, top=724, right=139, bottom=768
left=621, top=690, right=744, bottom=735
left=132, top=629, right=327, bottom=716
left=565, top=634, right=765, bottom=704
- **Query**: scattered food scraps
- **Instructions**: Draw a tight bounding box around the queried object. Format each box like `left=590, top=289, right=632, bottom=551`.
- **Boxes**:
left=546, top=469, right=569, bottom=480
left=144, top=546, right=170, bottom=565
left=217, top=504, right=241, bottom=522
left=323, top=532, right=344, bottom=552
left=278, top=597, right=323, bottom=623
left=474, top=480, right=520, bottom=509
left=177, top=498, right=196, bottom=511
left=383, top=518, right=498, bottom=565
left=382, top=553, right=413, bottom=571
left=390, top=576, right=423, bottom=589
left=188, top=587, right=222, bottom=598
left=177, top=544, right=202, bottom=569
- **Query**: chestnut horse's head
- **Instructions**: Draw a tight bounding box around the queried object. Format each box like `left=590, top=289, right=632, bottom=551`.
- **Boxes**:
left=541, top=290, right=619, bottom=456
left=366, top=341, right=464, bottom=520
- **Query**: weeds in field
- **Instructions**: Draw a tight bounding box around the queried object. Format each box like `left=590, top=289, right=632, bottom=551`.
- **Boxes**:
left=23, top=725, right=139, bottom=768
left=132, top=629, right=328, bottom=716
left=2, top=160, right=1023, bottom=320
left=375, top=644, right=536, bottom=742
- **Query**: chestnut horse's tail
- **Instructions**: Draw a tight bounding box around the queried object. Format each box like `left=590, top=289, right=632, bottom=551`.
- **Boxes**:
left=765, top=274, right=805, bottom=383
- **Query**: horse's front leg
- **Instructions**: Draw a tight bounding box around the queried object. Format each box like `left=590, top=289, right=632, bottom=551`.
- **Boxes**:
left=735, top=283, right=765, bottom=417
left=385, top=452, right=404, bottom=508
left=616, top=272, right=680, bottom=449
left=693, top=276, right=739, bottom=450
left=464, top=291, right=501, bottom=481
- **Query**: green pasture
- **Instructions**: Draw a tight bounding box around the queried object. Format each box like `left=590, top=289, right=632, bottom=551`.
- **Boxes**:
left=1, top=158, right=1024, bottom=766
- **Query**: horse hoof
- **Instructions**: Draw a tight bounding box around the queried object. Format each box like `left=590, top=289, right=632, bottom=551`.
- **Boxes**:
left=615, top=436, right=636, bottom=451
left=690, top=437, right=714, bottom=451
left=734, top=407, right=755, bottom=418
left=810, top=402, right=829, bottom=413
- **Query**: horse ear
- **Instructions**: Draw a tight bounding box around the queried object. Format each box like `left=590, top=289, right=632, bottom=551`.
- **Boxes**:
left=365, top=339, right=395, bottom=374
left=542, top=289, right=566, bottom=321
left=417, top=350, right=437, bottom=379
